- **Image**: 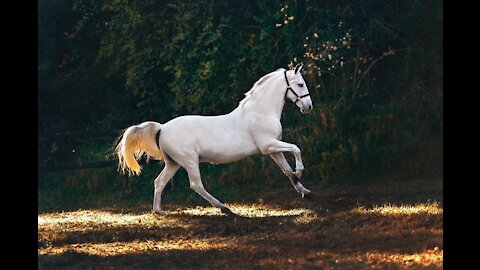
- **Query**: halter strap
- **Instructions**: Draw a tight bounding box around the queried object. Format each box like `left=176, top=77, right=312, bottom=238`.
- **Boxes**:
left=155, top=129, right=161, bottom=149
left=284, top=69, right=310, bottom=102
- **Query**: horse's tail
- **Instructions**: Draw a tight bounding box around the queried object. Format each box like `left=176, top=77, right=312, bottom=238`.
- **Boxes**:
left=115, top=121, right=163, bottom=175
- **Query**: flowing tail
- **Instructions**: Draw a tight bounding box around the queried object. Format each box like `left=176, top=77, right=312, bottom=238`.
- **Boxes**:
left=115, top=121, right=163, bottom=175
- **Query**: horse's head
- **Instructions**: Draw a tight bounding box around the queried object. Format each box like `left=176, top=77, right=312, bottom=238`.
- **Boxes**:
left=284, top=64, right=313, bottom=115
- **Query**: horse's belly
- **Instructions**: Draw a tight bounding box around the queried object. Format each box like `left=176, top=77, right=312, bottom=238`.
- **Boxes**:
left=198, top=142, right=260, bottom=164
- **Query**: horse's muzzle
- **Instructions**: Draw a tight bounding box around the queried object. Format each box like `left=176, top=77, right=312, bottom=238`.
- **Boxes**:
left=300, top=104, right=313, bottom=115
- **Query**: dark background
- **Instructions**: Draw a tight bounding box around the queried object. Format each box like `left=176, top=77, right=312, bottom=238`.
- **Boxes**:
left=38, top=0, right=442, bottom=210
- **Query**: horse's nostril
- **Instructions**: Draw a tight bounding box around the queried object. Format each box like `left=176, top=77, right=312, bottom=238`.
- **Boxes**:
left=308, top=105, right=312, bottom=110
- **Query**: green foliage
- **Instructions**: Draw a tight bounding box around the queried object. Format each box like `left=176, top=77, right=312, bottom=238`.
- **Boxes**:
left=38, top=0, right=443, bottom=201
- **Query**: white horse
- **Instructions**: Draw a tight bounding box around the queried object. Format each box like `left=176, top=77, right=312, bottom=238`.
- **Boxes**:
left=116, top=64, right=313, bottom=216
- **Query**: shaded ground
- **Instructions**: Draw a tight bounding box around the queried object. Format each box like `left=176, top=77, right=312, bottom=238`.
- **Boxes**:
left=38, top=178, right=443, bottom=269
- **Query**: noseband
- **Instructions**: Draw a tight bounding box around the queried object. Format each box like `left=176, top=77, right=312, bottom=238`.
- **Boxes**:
left=284, top=69, right=310, bottom=102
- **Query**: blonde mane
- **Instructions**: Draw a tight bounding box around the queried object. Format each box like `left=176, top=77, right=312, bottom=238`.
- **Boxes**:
left=239, top=68, right=285, bottom=107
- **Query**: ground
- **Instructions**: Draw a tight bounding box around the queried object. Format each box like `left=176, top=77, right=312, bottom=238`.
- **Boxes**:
left=38, top=178, right=443, bottom=269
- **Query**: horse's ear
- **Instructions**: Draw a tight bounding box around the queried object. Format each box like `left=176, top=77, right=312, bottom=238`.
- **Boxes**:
left=293, top=63, right=301, bottom=73
left=294, top=63, right=303, bottom=74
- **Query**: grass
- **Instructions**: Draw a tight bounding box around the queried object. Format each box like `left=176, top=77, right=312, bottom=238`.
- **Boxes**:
left=351, top=202, right=443, bottom=216
left=39, top=178, right=443, bottom=269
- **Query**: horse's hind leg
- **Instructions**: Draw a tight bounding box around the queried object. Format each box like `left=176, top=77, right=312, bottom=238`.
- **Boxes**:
left=183, top=160, right=235, bottom=216
left=153, top=159, right=180, bottom=215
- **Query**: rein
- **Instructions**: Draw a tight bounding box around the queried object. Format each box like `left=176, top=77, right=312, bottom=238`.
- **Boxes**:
left=284, top=69, right=310, bottom=102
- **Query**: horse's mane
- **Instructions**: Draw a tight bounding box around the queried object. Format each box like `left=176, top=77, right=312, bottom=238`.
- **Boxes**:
left=239, top=68, right=285, bottom=107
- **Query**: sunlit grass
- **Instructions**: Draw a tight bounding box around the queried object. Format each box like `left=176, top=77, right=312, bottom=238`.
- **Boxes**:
left=39, top=202, right=442, bottom=267
left=178, top=204, right=315, bottom=218
left=39, top=238, right=231, bottom=256
left=306, top=248, right=443, bottom=268
left=293, top=212, right=318, bottom=224
left=38, top=204, right=316, bottom=257
left=351, top=202, right=442, bottom=216
left=362, top=248, right=443, bottom=268
left=38, top=204, right=314, bottom=228
left=38, top=210, right=190, bottom=232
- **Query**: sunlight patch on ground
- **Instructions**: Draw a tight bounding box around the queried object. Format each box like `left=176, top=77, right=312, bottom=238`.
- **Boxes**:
left=305, top=248, right=443, bottom=268
left=362, top=248, right=443, bottom=268
left=38, top=204, right=314, bottom=233
left=176, top=204, right=315, bottom=218
left=39, top=238, right=230, bottom=256
left=38, top=210, right=189, bottom=232
left=351, top=202, right=442, bottom=216
left=293, top=212, right=318, bottom=224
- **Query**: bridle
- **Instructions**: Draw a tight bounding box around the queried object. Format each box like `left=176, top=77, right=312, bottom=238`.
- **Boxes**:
left=284, top=69, right=310, bottom=103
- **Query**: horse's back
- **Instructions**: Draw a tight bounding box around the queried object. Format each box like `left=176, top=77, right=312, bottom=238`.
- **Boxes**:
left=161, top=115, right=232, bottom=141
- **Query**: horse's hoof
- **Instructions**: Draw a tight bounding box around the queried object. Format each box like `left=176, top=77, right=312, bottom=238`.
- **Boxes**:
left=152, top=209, right=167, bottom=218
left=302, top=192, right=314, bottom=200
left=220, top=207, right=237, bottom=217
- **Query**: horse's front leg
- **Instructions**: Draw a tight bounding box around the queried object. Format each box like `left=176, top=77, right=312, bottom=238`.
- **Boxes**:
left=266, top=140, right=304, bottom=178
left=266, top=141, right=311, bottom=197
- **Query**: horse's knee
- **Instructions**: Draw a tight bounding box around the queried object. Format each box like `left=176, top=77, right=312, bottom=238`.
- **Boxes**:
left=155, top=174, right=172, bottom=190
left=154, top=177, right=163, bottom=187
left=190, top=182, right=203, bottom=193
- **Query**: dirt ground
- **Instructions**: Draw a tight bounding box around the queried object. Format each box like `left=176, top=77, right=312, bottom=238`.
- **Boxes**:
left=38, top=178, right=443, bottom=269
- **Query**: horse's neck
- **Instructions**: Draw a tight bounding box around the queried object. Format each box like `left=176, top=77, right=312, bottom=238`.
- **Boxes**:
left=235, top=76, right=286, bottom=120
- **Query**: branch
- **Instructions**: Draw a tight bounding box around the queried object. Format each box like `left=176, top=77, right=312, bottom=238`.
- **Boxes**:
left=351, top=48, right=409, bottom=102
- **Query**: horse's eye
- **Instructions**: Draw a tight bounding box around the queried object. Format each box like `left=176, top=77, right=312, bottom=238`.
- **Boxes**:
left=298, top=83, right=304, bottom=87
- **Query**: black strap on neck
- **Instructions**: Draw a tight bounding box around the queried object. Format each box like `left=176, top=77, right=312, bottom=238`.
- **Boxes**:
left=155, top=129, right=161, bottom=149
left=284, top=69, right=310, bottom=102
left=284, top=69, right=291, bottom=88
